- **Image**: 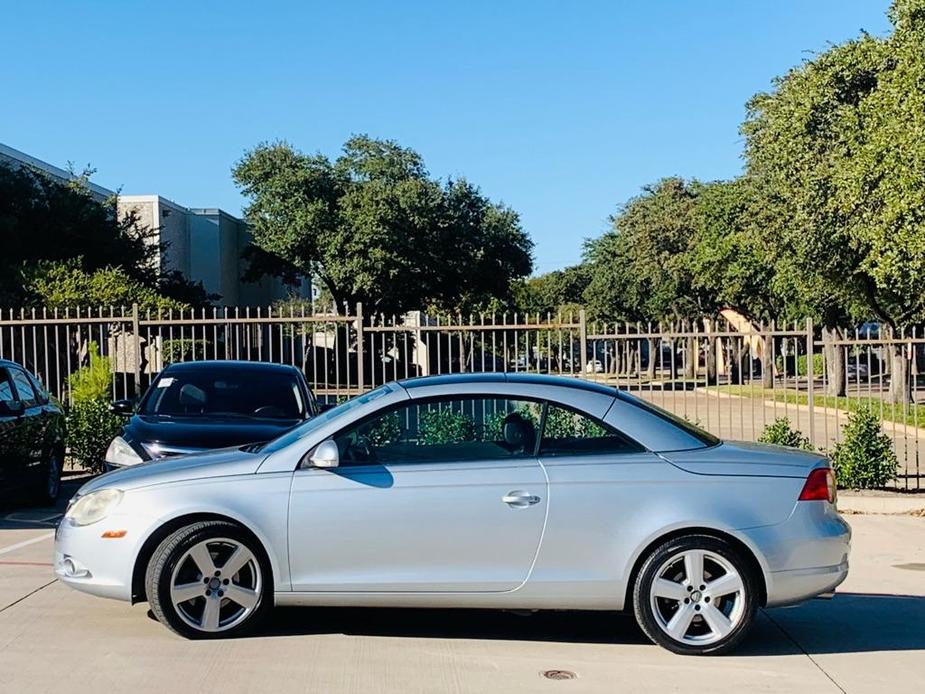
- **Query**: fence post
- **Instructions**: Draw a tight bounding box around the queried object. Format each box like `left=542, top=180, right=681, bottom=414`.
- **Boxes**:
left=132, top=303, right=142, bottom=398
left=805, top=317, right=815, bottom=444
left=355, top=302, right=365, bottom=394
left=579, top=309, right=588, bottom=376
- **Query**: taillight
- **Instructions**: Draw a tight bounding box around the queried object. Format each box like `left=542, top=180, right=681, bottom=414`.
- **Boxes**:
left=799, top=467, right=836, bottom=504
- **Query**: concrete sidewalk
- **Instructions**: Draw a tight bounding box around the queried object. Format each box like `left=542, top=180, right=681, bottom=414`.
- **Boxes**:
left=0, top=505, right=923, bottom=693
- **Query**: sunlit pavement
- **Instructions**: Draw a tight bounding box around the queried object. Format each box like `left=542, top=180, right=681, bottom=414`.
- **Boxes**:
left=0, top=483, right=923, bottom=694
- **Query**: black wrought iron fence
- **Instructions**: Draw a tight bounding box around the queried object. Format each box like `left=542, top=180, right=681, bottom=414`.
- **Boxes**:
left=0, top=306, right=921, bottom=489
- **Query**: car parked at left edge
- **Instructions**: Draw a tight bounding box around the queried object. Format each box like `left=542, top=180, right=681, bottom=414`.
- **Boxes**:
left=0, top=359, right=66, bottom=504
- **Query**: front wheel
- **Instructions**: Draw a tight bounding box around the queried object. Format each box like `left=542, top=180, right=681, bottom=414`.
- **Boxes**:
left=145, top=521, right=272, bottom=639
left=632, top=535, right=759, bottom=655
left=33, top=448, right=63, bottom=506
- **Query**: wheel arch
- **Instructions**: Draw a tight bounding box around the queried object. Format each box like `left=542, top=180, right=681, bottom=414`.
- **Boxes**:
left=623, top=526, right=768, bottom=611
left=131, top=512, right=275, bottom=604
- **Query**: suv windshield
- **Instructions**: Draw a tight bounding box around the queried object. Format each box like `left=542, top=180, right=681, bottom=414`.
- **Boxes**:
left=141, top=368, right=305, bottom=420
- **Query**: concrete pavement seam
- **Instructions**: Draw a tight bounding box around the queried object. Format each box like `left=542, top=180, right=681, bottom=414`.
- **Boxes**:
left=761, top=609, right=846, bottom=694
left=0, top=578, right=57, bottom=616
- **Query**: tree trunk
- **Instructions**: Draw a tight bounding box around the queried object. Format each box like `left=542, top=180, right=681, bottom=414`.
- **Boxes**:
left=626, top=343, right=637, bottom=376
left=889, top=342, right=912, bottom=404
left=760, top=335, right=773, bottom=388
left=705, top=338, right=717, bottom=385
left=822, top=325, right=846, bottom=397
left=682, top=336, right=696, bottom=379
left=645, top=338, right=657, bottom=379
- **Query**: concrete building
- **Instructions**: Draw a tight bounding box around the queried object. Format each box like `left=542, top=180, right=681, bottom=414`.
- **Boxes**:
left=0, top=142, right=309, bottom=305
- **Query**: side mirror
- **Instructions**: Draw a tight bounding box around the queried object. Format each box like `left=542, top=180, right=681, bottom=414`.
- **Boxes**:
left=110, top=399, right=135, bottom=416
left=309, top=440, right=340, bottom=469
left=0, top=400, right=24, bottom=417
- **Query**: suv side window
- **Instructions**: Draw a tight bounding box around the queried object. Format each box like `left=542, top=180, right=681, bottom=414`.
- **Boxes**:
left=0, top=370, right=17, bottom=406
left=9, top=368, right=38, bottom=409
left=539, top=403, right=643, bottom=456
left=332, top=397, right=543, bottom=466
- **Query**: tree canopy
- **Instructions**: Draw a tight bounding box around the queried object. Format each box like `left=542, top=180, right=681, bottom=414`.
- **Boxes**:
left=582, top=178, right=717, bottom=324
left=0, top=163, right=206, bottom=309
left=232, top=135, right=533, bottom=316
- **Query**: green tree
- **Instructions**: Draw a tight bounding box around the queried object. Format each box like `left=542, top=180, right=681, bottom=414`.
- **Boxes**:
left=582, top=178, right=716, bottom=378
left=0, top=162, right=209, bottom=309
left=513, top=265, right=588, bottom=316
left=232, top=135, right=533, bottom=316
left=22, top=260, right=192, bottom=313
left=743, top=0, right=925, bottom=402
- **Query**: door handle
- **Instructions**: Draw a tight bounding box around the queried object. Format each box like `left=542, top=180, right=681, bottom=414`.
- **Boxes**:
left=502, top=490, right=541, bottom=508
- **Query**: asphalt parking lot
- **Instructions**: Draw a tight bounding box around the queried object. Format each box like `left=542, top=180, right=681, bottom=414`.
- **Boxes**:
left=0, top=478, right=923, bottom=694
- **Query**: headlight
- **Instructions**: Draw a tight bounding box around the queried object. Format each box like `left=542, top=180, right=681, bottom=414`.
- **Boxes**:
left=65, top=489, right=123, bottom=527
left=105, top=436, right=143, bottom=467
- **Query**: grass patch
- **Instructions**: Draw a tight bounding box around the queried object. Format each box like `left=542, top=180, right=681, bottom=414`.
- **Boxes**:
left=717, top=385, right=925, bottom=430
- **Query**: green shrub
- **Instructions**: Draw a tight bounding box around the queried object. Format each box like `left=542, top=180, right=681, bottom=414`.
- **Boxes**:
left=65, top=342, right=122, bottom=472
left=758, top=417, right=813, bottom=450
left=162, top=338, right=210, bottom=364
left=830, top=406, right=898, bottom=489
left=775, top=353, right=823, bottom=377
left=68, top=342, right=113, bottom=402
left=419, top=410, right=476, bottom=444
left=369, top=412, right=401, bottom=446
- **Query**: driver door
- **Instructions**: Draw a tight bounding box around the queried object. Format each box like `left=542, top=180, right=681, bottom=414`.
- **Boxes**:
left=287, top=396, right=548, bottom=592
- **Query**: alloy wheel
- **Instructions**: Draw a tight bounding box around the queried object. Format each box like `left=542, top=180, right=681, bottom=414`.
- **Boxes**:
left=648, top=549, right=746, bottom=646
left=169, top=538, right=263, bottom=633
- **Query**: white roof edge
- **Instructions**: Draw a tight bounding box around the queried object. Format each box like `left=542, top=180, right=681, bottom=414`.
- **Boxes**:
left=0, top=142, right=115, bottom=199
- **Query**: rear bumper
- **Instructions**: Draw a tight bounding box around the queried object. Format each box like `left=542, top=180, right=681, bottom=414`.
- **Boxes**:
left=741, top=500, right=851, bottom=607
left=766, top=559, right=849, bottom=607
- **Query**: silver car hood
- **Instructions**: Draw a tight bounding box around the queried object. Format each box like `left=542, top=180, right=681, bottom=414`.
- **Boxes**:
left=79, top=447, right=266, bottom=494
left=663, top=440, right=828, bottom=478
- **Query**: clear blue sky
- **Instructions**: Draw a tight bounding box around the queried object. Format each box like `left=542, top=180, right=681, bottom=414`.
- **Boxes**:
left=1, top=0, right=893, bottom=274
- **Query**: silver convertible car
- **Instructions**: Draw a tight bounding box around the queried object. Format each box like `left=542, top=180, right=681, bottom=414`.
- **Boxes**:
left=55, top=374, right=849, bottom=655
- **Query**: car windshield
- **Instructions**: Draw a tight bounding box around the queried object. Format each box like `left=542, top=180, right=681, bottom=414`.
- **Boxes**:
left=141, top=367, right=305, bottom=420
left=260, top=384, right=394, bottom=454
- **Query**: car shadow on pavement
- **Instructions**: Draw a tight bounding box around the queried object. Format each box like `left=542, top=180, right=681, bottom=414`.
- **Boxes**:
left=0, top=476, right=87, bottom=530
left=753, top=592, right=925, bottom=655
left=259, top=606, right=650, bottom=645
left=254, top=592, right=925, bottom=655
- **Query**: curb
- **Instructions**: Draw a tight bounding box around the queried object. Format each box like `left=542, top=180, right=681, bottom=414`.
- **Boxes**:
left=837, top=493, right=925, bottom=515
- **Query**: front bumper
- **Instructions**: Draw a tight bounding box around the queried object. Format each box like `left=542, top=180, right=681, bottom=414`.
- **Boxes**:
left=743, top=500, right=851, bottom=608
left=54, top=512, right=155, bottom=602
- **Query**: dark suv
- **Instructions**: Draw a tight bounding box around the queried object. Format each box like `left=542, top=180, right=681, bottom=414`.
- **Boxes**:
left=0, top=360, right=66, bottom=504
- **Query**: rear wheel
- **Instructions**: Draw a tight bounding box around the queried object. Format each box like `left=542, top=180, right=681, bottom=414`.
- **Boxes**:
left=145, top=521, right=272, bottom=639
left=633, top=535, right=758, bottom=655
left=32, top=448, right=62, bottom=505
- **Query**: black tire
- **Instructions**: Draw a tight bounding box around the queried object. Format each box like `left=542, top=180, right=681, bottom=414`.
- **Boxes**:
left=32, top=447, right=63, bottom=506
left=145, top=521, right=272, bottom=639
left=632, top=534, right=759, bottom=655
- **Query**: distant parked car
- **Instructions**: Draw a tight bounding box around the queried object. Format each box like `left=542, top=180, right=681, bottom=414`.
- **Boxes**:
left=585, top=358, right=605, bottom=373
left=104, top=361, right=317, bottom=469
left=0, top=360, right=65, bottom=504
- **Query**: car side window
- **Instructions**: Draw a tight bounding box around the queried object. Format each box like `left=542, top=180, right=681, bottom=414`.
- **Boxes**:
left=539, top=403, right=643, bottom=456
left=26, top=371, right=50, bottom=405
left=332, top=397, right=543, bottom=466
left=9, top=368, right=38, bottom=408
left=0, top=370, right=17, bottom=405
